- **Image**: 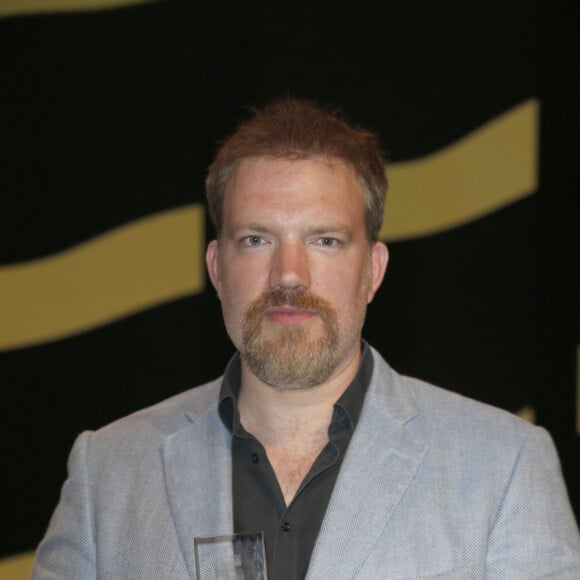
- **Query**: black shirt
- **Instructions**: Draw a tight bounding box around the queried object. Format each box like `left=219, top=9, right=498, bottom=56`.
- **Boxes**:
left=218, top=343, right=373, bottom=580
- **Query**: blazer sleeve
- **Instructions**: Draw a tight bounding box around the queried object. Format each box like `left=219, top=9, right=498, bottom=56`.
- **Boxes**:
left=31, top=431, right=97, bottom=580
left=485, top=425, right=580, bottom=578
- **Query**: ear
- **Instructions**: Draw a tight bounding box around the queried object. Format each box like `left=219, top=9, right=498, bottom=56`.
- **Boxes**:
left=205, top=239, right=221, bottom=299
left=367, top=241, right=389, bottom=303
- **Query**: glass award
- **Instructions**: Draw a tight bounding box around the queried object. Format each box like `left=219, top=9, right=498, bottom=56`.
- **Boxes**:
left=194, top=532, right=269, bottom=579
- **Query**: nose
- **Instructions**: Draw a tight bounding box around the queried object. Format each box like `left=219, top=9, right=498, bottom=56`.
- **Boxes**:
left=268, top=240, right=311, bottom=290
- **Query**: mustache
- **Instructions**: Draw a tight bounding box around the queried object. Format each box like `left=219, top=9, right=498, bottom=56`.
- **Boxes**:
left=247, top=288, right=332, bottom=313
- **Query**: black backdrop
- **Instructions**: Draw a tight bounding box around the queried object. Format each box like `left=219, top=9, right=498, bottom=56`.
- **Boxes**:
left=1, top=0, right=578, bottom=560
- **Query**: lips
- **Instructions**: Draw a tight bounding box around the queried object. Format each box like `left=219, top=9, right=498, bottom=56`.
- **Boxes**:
left=265, top=305, right=317, bottom=325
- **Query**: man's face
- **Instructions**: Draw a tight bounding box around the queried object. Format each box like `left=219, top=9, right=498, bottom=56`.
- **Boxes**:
left=206, top=157, right=388, bottom=389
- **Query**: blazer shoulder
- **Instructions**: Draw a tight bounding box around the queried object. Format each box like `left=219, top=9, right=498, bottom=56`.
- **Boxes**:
left=87, top=376, right=223, bottom=449
left=369, top=346, right=538, bottom=448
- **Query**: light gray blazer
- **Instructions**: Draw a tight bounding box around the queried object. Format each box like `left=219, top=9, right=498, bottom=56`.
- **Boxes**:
left=32, top=348, right=580, bottom=579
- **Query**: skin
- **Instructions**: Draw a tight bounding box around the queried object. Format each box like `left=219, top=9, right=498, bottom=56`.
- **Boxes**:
left=206, top=156, right=388, bottom=501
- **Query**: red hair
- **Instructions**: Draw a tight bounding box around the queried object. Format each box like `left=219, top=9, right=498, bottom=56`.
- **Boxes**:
left=206, top=98, right=387, bottom=242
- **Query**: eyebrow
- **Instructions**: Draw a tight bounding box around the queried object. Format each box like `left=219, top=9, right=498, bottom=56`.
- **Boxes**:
left=308, top=225, right=353, bottom=236
left=233, top=224, right=272, bottom=234
left=234, top=223, right=353, bottom=235
left=232, top=223, right=354, bottom=239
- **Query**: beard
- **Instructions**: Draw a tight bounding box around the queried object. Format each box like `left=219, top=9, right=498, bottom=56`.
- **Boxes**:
left=241, top=288, right=341, bottom=390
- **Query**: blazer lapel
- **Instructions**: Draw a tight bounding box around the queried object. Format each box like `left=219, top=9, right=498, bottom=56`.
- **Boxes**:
left=307, top=351, right=429, bottom=580
left=162, top=401, right=233, bottom=578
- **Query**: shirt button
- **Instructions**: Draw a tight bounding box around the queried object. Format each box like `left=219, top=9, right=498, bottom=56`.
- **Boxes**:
left=251, top=453, right=259, bottom=464
left=281, top=522, right=292, bottom=532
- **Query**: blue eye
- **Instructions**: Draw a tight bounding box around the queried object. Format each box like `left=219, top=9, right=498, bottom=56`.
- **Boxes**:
left=244, top=235, right=266, bottom=246
left=317, top=237, right=340, bottom=247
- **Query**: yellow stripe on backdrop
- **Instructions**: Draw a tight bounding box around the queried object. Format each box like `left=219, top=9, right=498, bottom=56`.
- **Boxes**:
left=0, top=100, right=538, bottom=352
left=0, top=0, right=156, bottom=18
left=0, top=552, right=34, bottom=580
left=380, top=99, right=538, bottom=241
left=0, top=205, right=205, bottom=351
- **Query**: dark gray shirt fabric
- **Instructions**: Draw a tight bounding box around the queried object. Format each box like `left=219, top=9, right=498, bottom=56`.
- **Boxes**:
left=218, top=343, right=373, bottom=580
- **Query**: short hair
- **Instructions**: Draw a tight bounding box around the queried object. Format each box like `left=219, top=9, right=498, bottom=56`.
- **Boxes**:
left=206, top=98, right=387, bottom=242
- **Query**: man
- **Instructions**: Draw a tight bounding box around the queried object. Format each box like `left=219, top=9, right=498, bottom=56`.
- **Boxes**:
left=33, top=99, right=580, bottom=579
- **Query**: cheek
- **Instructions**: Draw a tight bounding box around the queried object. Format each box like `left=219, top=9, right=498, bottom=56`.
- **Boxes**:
left=336, top=259, right=372, bottom=298
left=220, top=280, right=246, bottom=318
left=218, top=266, right=264, bottom=322
left=317, top=268, right=370, bottom=314
left=218, top=291, right=247, bottom=348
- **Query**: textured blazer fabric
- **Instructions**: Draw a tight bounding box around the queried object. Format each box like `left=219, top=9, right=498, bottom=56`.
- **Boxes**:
left=32, top=348, right=580, bottom=579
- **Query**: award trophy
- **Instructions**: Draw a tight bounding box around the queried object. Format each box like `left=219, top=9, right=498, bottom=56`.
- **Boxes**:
left=194, top=532, right=269, bottom=579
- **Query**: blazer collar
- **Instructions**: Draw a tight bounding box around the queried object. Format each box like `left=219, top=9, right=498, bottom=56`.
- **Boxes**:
left=162, top=392, right=233, bottom=579
left=307, top=348, right=429, bottom=579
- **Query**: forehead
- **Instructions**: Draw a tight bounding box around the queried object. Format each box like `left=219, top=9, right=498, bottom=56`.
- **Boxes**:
left=222, top=156, right=365, bottom=221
